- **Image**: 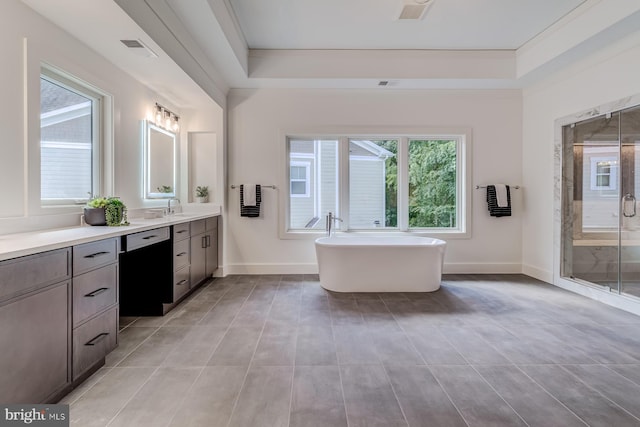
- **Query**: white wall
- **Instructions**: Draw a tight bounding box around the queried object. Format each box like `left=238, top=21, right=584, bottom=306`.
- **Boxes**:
left=227, top=88, right=523, bottom=274
left=522, top=31, right=640, bottom=283
left=0, top=0, right=221, bottom=234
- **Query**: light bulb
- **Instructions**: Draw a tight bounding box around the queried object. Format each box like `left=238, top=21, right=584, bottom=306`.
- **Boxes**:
left=172, top=116, right=179, bottom=132
left=155, top=106, right=162, bottom=124
left=165, top=111, right=172, bottom=129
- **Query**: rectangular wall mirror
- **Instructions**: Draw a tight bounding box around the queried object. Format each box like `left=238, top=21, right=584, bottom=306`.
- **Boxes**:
left=143, top=120, right=177, bottom=199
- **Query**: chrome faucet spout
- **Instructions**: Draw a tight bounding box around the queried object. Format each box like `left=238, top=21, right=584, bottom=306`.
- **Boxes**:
left=167, top=198, right=181, bottom=215
left=326, top=212, right=343, bottom=236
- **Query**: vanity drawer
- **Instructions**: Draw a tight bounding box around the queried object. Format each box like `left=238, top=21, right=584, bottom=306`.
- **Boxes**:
left=173, top=222, right=190, bottom=241
left=0, top=248, right=71, bottom=303
left=73, top=238, right=119, bottom=275
left=73, top=263, right=118, bottom=327
left=173, top=266, right=190, bottom=302
left=205, top=216, right=218, bottom=231
left=73, top=306, right=117, bottom=380
left=126, top=227, right=170, bottom=251
left=191, top=219, right=206, bottom=236
left=173, top=239, right=190, bottom=271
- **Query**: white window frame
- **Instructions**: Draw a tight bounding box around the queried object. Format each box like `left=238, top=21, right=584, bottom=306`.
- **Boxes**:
left=589, top=156, right=617, bottom=191
left=280, top=129, right=471, bottom=240
left=290, top=161, right=311, bottom=198
left=39, top=66, right=105, bottom=206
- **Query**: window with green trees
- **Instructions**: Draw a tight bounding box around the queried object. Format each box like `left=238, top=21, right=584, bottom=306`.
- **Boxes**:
left=408, top=139, right=457, bottom=228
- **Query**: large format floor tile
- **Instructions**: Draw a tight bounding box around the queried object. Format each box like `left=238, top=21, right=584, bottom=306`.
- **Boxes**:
left=67, top=275, right=640, bottom=426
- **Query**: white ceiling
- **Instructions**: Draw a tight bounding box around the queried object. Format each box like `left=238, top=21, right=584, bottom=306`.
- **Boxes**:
left=18, top=0, right=640, bottom=106
left=228, top=0, right=586, bottom=50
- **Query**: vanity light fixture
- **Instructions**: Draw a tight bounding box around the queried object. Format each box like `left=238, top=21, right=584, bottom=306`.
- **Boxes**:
left=164, top=109, right=172, bottom=129
left=152, top=103, right=180, bottom=132
left=155, top=105, right=163, bottom=124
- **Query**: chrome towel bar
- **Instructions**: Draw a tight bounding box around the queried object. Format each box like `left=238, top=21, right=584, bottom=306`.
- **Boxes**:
left=475, top=185, right=520, bottom=190
left=230, top=184, right=277, bottom=189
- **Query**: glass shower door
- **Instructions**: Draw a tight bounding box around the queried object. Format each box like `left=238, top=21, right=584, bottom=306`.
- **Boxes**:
left=620, top=105, right=640, bottom=298
left=561, top=113, right=621, bottom=291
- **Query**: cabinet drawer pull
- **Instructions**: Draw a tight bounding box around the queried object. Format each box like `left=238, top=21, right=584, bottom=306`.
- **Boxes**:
left=85, top=332, right=109, bottom=346
left=85, top=287, right=109, bottom=298
left=176, top=252, right=188, bottom=257
left=142, top=235, right=158, bottom=240
left=176, top=230, right=188, bottom=234
left=84, top=251, right=109, bottom=259
left=202, top=236, right=207, bottom=249
left=206, top=235, right=211, bottom=247
left=177, top=279, right=188, bottom=286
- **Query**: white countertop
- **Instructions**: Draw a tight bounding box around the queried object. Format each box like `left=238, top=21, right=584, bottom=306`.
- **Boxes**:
left=0, top=207, right=221, bottom=262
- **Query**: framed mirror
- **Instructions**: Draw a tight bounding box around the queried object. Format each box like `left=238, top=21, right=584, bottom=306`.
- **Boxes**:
left=143, top=120, right=177, bottom=199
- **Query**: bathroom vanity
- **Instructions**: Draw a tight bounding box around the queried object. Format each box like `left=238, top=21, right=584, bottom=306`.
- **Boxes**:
left=0, top=210, right=220, bottom=404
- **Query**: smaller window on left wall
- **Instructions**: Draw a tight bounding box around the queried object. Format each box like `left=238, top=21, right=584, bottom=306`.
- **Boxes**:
left=40, top=68, right=102, bottom=205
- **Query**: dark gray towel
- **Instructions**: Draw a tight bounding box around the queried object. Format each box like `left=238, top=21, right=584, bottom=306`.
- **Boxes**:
left=240, top=184, right=261, bottom=217
left=486, top=185, right=511, bottom=217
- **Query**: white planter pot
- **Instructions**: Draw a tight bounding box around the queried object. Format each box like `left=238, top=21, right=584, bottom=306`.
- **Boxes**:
left=196, top=196, right=208, bottom=203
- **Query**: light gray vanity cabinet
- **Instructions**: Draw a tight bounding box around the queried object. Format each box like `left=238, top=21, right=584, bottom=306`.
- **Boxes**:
left=0, top=248, right=71, bottom=404
left=172, top=222, right=191, bottom=302
left=71, top=237, right=119, bottom=381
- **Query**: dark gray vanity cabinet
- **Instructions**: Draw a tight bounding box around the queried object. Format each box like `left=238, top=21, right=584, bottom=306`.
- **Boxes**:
left=0, top=248, right=72, bottom=404
left=172, top=222, right=191, bottom=302
left=190, top=217, right=218, bottom=288
left=205, top=217, right=218, bottom=277
left=71, top=237, right=119, bottom=381
left=190, top=219, right=207, bottom=287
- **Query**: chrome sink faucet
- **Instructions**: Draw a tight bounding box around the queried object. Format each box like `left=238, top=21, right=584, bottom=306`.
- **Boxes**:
left=167, top=198, right=181, bottom=216
left=326, top=212, right=343, bottom=236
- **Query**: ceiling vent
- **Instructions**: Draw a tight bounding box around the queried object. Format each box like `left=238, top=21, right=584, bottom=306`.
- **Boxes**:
left=397, top=0, right=433, bottom=20
left=120, top=39, right=158, bottom=58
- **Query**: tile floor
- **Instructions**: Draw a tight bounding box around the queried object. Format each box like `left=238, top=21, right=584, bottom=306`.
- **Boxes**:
left=61, top=274, right=640, bottom=426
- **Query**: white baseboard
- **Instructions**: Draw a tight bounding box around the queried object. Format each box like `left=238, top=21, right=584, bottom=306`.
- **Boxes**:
left=521, top=264, right=553, bottom=284
left=443, top=263, right=522, bottom=274
left=225, top=263, right=319, bottom=275
left=223, top=262, right=523, bottom=276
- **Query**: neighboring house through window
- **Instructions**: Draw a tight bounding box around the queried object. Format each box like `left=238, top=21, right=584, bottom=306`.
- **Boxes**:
left=582, top=145, right=620, bottom=230
left=590, top=156, right=617, bottom=190
left=40, top=67, right=102, bottom=204
left=290, top=162, right=310, bottom=197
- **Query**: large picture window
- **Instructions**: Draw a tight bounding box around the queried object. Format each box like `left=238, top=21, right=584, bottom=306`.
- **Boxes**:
left=40, top=68, right=102, bottom=204
left=285, top=133, right=468, bottom=235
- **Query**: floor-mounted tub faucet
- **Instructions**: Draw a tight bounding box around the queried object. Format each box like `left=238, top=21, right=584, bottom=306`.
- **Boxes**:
left=326, top=212, right=343, bottom=236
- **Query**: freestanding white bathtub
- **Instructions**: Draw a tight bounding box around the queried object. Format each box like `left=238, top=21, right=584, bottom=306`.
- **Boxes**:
left=315, top=235, right=446, bottom=292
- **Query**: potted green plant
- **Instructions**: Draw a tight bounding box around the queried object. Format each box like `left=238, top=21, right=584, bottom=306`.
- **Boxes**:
left=84, top=196, right=129, bottom=226
left=157, top=185, right=173, bottom=193
left=195, top=186, right=209, bottom=203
